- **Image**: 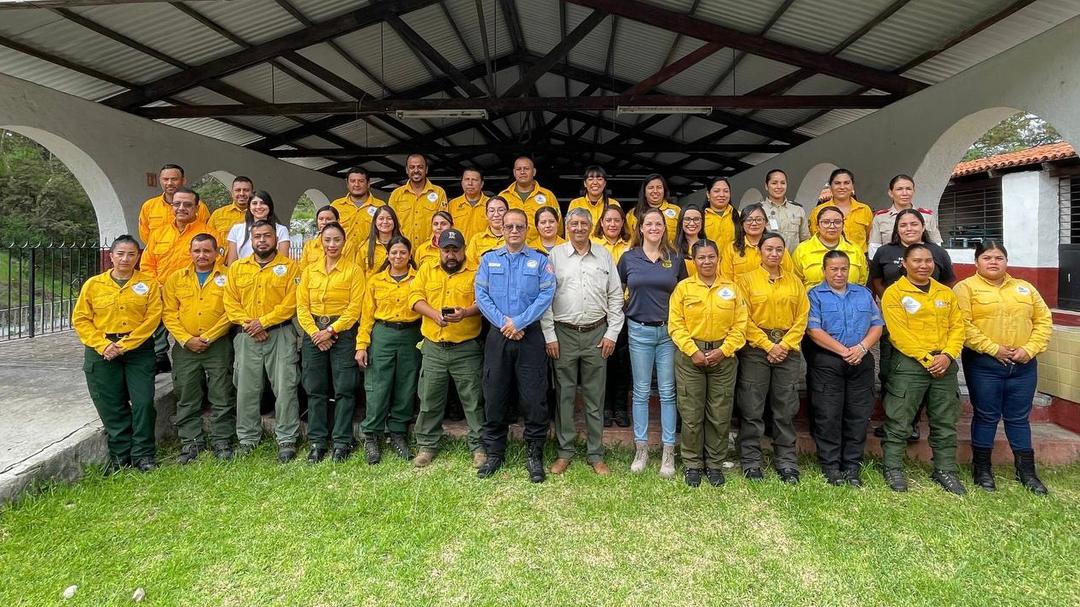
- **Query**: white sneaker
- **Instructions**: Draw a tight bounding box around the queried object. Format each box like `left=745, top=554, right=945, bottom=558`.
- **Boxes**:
left=659, top=445, right=676, bottom=480
left=630, top=442, right=649, bottom=473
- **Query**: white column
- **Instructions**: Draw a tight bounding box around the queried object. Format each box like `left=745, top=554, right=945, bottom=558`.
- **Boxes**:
left=1001, top=170, right=1059, bottom=268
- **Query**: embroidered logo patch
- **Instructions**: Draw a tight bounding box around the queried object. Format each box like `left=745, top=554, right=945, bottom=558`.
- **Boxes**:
left=536, top=194, right=547, bottom=204
left=131, top=282, right=149, bottom=296
left=367, top=206, right=377, bottom=216
left=214, top=275, right=227, bottom=287
left=664, top=209, right=677, bottom=218
left=427, top=192, right=438, bottom=203
left=273, top=264, right=287, bottom=277
left=934, top=300, right=949, bottom=308
left=1017, top=286, right=1030, bottom=295
left=526, top=259, right=539, bottom=269
left=901, top=296, right=921, bottom=314
left=718, top=287, right=735, bottom=300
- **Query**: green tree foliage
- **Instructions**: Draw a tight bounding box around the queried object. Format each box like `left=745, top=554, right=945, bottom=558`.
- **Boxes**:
left=963, top=112, right=1063, bottom=161
left=0, top=130, right=98, bottom=245
left=190, top=174, right=230, bottom=211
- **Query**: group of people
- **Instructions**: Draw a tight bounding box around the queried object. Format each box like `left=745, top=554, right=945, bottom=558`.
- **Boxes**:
left=72, top=157, right=1052, bottom=495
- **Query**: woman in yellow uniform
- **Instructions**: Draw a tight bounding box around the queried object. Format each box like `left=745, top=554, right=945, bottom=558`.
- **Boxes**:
left=568, top=165, right=619, bottom=227
left=529, top=206, right=566, bottom=253
left=361, top=205, right=404, bottom=277
left=626, top=174, right=680, bottom=242
left=808, top=168, right=874, bottom=254
left=702, top=177, right=738, bottom=252
left=300, top=206, right=357, bottom=270
left=466, top=195, right=509, bottom=266
left=720, top=202, right=793, bottom=281
left=72, top=235, right=163, bottom=473
left=735, top=232, right=809, bottom=484
left=297, top=221, right=365, bottom=463
left=880, top=243, right=966, bottom=494
left=591, top=203, right=632, bottom=427
left=793, top=206, right=868, bottom=289
left=413, top=211, right=454, bottom=269
left=674, top=205, right=708, bottom=278
left=954, top=241, right=1052, bottom=494
left=668, top=239, right=747, bottom=487
left=592, top=204, right=631, bottom=264
left=355, top=235, right=421, bottom=465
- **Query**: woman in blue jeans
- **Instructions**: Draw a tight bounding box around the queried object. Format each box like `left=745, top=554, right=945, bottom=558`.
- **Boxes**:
left=617, top=206, right=687, bottom=479
left=953, top=241, right=1052, bottom=494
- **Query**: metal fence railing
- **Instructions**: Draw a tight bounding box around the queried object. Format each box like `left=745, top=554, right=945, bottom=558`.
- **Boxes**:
left=1, top=242, right=105, bottom=340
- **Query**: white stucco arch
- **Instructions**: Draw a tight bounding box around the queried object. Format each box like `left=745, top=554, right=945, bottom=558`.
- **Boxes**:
left=795, top=163, right=838, bottom=209
left=739, top=187, right=763, bottom=206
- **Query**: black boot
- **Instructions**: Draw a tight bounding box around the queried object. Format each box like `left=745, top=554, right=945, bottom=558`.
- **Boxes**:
left=364, top=435, right=382, bottom=465
left=1014, top=449, right=1048, bottom=495
left=526, top=441, right=546, bottom=483
left=971, top=446, right=996, bottom=491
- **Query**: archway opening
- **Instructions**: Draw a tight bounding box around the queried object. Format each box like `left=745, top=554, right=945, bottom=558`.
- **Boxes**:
left=289, top=189, right=329, bottom=259
left=191, top=170, right=235, bottom=214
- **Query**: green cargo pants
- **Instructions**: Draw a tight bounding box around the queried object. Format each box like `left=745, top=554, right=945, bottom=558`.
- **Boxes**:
left=234, top=325, right=300, bottom=447
left=735, top=347, right=802, bottom=471
left=302, top=328, right=359, bottom=449
left=362, top=322, right=421, bottom=435
left=551, top=323, right=608, bottom=463
left=414, top=338, right=485, bottom=452
left=82, top=340, right=157, bottom=463
left=882, top=353, right=960, bottom=472
left=171, top=336, right=236, bottom=447
left=676, top=349, right=737, bottom=470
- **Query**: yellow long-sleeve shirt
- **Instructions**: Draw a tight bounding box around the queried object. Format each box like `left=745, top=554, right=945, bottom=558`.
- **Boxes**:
left=626, top=201, right=680, bottom=243
left=719, top=241, right=794, bottom=282
left=296, top=257, right=365, bottom=337
left=882, top=276, right=965, bottom=369
left=356, top=268, right=421, bottom=350
left=161, top=263, right=231, bottom=345
left=499, top=182, right=562, bottom=243
left=331, top=194, right=386, bottom=240
left=223, top=252, right=298, bottom=329
left=466, top=230, right=504, bottom=266
left=448, top=194, right=490, bottom=240
left=140, top=220, right=212, bottom=284
left=72, top=270, right=162, bottom=355
left=207, top=202, right=245, bottom=253
left=704, top=205, right=737, bottom=253
left=299, top=236, right=358, bottom=270
left=527, top=235, right=567, bottom=253
left=138, top=194, right=210, bottom=246
left=409, top=261, right=482, bottom=344
left=413, top=238, right=441, bottom=269
left=791, top=235, right=868, bottom=290
left=952, top=273, right=1052, bottom=357
left=357, top=239, right=390, bottom=277
left=592, top=236, right=630, bottom=264
left=568, top=196, right=620, bottom=228
left=388, top=181, right=447, bottom=247
left=808, top=199, right=874, bottom=254
left=668, top=275, right=748, bottom=358
left=736, top=266, right=809, bottom=352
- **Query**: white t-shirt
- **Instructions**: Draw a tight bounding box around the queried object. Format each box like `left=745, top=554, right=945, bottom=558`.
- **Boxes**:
left=227, top=222, right=290, bottom=259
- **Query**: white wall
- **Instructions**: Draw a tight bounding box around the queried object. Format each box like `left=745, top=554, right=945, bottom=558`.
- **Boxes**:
left=1001, top=169, right=1060, bottom=268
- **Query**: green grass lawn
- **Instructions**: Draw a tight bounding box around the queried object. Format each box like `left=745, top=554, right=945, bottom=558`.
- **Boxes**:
left=2, top=441, right=1078, bottom=606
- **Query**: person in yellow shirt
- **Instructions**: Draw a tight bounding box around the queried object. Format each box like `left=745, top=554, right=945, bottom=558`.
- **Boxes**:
left=499, top=155, right=561, bottom=243
left=447, top=168, right=489, bottom=240
left=702, top=177, right=738, bottom=252
left=388, top=153, right=447, bottom=246
left=528, top=206, right=567, bottom=253
left=299, top=206, right=359, bottom=269
left=355, top=236, right=421, bottom=464
left=162, top=233, right=235, bottom=464
left=141, top=188, right=212, bottom=284
left=720, top=203, right=794, bottom=281
left=591, top=203, right=632, bottom=428
left=568, top=165, right=619, bottom=227
left=879, top=244, right=966, bottom=494
left=72, top=235, right=162, bottom=473
left=207, top=176, right=253, bottom=253
left=465, top=195, right=508, bottom=266
left=626, top=174, right=680, bottom=242
left=331, top=167, right=386, bottom=240
left=954, top=241, right=1052, bottom=495
left=735, top=232, right=809, bottom=484
left=360, top=205, right=404, bottom=276
left=138, top=164, right=210, bottom=247
left=668, top=239, right=747, bottom=487
left=413, top=211, right=454, bottom=268
left=296, top=221, right=365, bottom=464
left=674, top=205, right=708, bottom=278
left=808, top=168, right=873, bottom=254
left=223, top=221, right=301, bottom=462
left=409, top=228, right=487, bottom=468
left=792, top=206, right=868, bottom=289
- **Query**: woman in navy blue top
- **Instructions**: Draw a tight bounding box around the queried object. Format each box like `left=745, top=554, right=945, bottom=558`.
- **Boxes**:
left=617, top=206, right=687, bottom=479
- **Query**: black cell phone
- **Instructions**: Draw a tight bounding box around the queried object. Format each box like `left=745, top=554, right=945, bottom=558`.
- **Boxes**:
left=441, top=307, right=455, bottom=315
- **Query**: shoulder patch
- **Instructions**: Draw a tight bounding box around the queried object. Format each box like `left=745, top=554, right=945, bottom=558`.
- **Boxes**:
left=917, top=207, right=934, bottom=215
left=874, top=208, right=890, bottom=215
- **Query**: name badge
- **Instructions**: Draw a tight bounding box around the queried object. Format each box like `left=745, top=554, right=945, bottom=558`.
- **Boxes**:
left=1016, top=286, right=1030, bottom=295
left=488, top=262, right=502, bottom=268
left=131, top=282, right=149, bottom=296
left=273, top=264, right=287, bottom=277
left=768, top=213, right=780, bottom=231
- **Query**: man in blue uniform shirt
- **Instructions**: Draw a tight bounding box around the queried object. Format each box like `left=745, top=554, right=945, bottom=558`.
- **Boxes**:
left=474, top=208, right=556, bottom=482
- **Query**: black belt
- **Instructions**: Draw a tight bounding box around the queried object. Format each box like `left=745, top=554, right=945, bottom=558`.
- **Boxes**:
left=555, top=318, right=606, bottom=332
left=630, top=318, right=666, bottom=327
left=376, top=319, right=421, bottom=330
left=105, top=332, right=130, bottom=342
left=313, top=315, right=340, bottom=330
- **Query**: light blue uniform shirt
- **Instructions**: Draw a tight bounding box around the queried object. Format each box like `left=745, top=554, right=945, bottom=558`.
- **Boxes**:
left=475, top=245, right=556, bottom=330
left=807, top=282, right=883, bottom=348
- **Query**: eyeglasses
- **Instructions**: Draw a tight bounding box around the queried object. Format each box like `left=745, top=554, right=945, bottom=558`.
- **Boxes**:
left=743, top=217, right=765, bottom=225
left=504, top=224, right=527, bottom=232
left=819, top=219, right=843, bottom=227
left=682, top=217, right=702, bottom=223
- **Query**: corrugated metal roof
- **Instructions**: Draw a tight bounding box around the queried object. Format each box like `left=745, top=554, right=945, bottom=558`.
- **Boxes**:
left=443, top=0, right=515, bottom=67
left=73, top=3, right=238, bottom=68
left=609, top=18, right=679, bottom=84
left=0, top=46, right=121, bottom=100
left=219, top=62, right=332, bottom=104
left=770, top=0, right=901, bottom=54
left=661, top=40, right=736, bottom=96
left=191, top=0, right=302, bottom=47
left=156, top=118, right=264, bottom=146
left=327, top=119, right=402, bottom=148
left=689, top=0, right=792, bottom=34
left=400, top=3, right=476, bottom=71
left=289, top=0, right=375, bottom=23
left=330, top=23, right=433, bottom=93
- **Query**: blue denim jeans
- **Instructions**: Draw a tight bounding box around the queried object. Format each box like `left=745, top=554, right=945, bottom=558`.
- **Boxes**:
left=962, top=349, right=1037, bottom=451
left=627, top=319, right=677, bottom=446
